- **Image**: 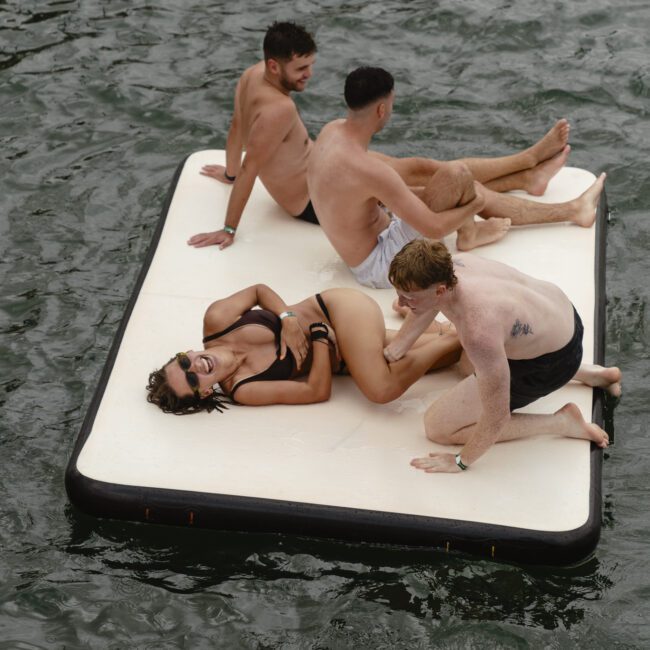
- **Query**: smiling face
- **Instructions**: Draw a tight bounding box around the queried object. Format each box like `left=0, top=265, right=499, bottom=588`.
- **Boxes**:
left=164, top=349, right=228, bottom=400
left=271, top=53, right=315, bottom=92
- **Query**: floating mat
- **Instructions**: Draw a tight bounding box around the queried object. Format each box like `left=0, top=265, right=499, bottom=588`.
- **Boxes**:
left=66, top=150, right=608, bottom=564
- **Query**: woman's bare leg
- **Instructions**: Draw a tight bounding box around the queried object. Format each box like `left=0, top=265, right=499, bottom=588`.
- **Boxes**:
left=321, top=289, right=461, bottom=403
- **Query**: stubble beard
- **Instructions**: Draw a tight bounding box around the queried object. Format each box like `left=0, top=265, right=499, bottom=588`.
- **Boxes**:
left=279, top=73, right=305, bottom=93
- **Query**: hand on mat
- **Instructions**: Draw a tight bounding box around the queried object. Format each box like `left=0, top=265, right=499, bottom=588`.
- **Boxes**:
left=187, top=229, right=234, bottom=249
left=410, top=452, right=461, bottom=474
left=280, top=317, right=308, bottom=369
left=200, top=164, right=235, bottom=185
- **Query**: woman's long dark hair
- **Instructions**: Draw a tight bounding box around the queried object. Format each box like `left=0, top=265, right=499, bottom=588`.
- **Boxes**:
left=146, top=356, right=233, bottom=415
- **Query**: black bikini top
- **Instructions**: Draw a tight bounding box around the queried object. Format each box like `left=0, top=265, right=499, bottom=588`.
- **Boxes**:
left=202, top=309, right=295, bottom=399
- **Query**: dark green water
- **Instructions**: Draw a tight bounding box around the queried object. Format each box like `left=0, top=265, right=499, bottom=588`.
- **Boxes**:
left=1, top=1, right=649, bottom=647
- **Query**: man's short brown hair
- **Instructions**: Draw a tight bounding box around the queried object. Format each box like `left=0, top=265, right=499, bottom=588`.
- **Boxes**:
left=263, top=21, right=316, bottom=62
left=388, top=239, right=458, bottom=291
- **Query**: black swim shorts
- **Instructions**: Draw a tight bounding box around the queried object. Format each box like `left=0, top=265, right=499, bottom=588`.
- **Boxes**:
left=508, top=306, right=584, bottom=411
left=294, top=200, right=319, bottom=225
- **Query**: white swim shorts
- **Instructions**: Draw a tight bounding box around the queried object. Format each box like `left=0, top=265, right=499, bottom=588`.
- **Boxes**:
left=349, top=215, right=421, bottom=289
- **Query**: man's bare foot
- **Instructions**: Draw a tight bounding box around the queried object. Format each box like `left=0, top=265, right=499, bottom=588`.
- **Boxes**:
left=525, top=119, right=570, bottom=167
left=457, top=217, right=511, bottom=251
left=555, top=403, right=609, bottom=448
left=524, top=145, right=571, bottom=196
left=569, top=172, right=606, bottom=227
left=575, top=364, right=622, bottom=397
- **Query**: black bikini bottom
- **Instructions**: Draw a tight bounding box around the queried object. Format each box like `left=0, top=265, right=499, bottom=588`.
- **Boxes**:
left=314, top=292, right=347, bottom=374
left=294, top=200, right=319, bottom=225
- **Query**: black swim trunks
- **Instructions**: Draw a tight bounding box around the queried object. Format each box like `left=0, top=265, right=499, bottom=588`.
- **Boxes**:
left=294, top=201, right=319, bottom=225
left=508, top=306, right=584, bottom=411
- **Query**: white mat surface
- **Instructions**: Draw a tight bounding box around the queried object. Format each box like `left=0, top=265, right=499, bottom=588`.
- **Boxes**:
left=76, top=150, right=600, bottom=534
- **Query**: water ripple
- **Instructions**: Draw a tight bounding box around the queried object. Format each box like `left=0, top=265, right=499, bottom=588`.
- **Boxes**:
left=1, top=0, right=649, bottom=647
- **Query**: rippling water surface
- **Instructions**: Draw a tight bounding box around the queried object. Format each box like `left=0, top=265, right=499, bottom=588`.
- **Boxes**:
left=1, top=1, right=649, bottom=647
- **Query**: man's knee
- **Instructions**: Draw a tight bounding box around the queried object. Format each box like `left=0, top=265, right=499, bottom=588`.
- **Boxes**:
left=424, top=161, right=475, bottom=210
left=424, top=421, right=455, bottom=445
left=437, top=160, right=472, bottom=183
left=423, top=397, right=459, bottom=444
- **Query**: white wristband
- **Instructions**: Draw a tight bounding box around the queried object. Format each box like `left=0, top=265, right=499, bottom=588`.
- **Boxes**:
left=279, top=311, right=296, bottom=320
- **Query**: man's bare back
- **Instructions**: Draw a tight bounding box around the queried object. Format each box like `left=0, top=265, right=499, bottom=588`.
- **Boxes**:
left=308, top=119, right=397, bottom=265
left=444, top=253, right=576, bottom=361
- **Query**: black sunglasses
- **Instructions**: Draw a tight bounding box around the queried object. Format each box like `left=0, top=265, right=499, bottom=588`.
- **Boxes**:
left=176, top=352, right=201, bottom=397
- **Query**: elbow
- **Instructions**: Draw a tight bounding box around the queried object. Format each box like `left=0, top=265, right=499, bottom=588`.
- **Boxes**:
left=314, top=383, right=332, bottom=403
left=421, top=221, right=446, bottom=240
left=307, top=377, right=331, bottom=403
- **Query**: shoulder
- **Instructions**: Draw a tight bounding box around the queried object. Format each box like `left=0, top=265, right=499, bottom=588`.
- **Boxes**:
left=202, top=300, right=243, bottom=335
left=314, top=119, right=344, bottom=143
left=458, top=299, right=504, bottom=352
left=203, top=304, right=226, bottom=335
left=240, top=61, right=265, bottom=84
left=361, top=153, right=409, bottom=193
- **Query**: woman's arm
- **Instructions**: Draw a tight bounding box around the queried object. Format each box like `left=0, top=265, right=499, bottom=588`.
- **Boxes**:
left=203, top=284, right=307, bottom=366
left=232, top=336, right=333, bottom=406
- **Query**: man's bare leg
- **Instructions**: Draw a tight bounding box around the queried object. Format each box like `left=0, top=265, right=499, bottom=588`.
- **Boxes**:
left=434, top=403, right=608, bottom=446
left=574, top=364, right=622, bottom=397
left=421, top=162, right=511, bottom=249
left=412, top=402, right=609, bottom=471
left=485, top=145, right=571, bottom=195
left=477, top=172, right=606, bottom=229
left=411, top=376, right=608, bottom=471
left=373, top=119, right=570, bottom=193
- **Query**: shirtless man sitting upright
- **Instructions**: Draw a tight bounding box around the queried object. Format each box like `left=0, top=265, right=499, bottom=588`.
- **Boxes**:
left=307, top=67, right=606, bottom=288
left=188, top=21, right=318, bottom=250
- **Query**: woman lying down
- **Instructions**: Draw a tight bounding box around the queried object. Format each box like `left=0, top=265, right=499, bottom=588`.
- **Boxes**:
left=146, top=284, right=620, bottom=415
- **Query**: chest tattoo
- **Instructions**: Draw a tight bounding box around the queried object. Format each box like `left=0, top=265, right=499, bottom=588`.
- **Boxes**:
left=511, top=319, right=534, bottom=337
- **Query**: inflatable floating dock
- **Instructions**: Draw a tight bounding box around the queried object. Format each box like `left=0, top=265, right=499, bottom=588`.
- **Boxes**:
left=66, top=150, right=608, bottom=564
